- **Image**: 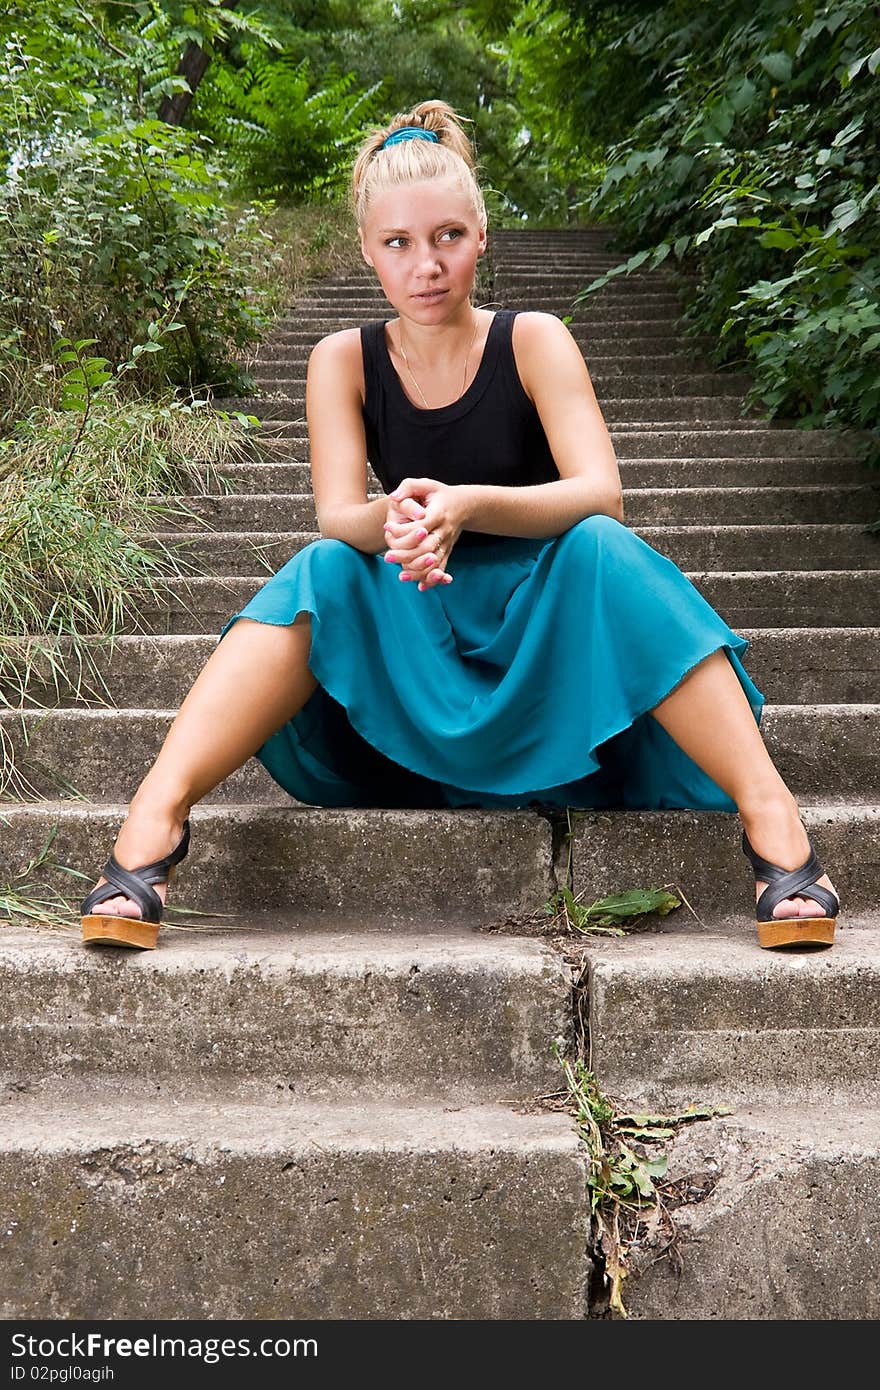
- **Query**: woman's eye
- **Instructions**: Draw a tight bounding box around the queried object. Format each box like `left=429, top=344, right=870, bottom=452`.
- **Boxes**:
left=384, top=230, right=463, bottom=249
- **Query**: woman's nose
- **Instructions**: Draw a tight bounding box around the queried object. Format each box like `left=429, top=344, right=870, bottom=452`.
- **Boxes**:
left=416, top=246, right=442, bottom=274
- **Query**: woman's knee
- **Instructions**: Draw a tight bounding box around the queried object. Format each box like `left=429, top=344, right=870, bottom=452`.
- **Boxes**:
left=567, top=513, right=629, bottom=552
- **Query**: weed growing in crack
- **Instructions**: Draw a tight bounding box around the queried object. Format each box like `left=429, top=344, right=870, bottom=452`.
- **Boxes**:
left=551, top=1039, right=729, bottom=1318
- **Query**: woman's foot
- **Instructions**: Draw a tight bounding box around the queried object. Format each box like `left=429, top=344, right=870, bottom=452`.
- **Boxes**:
left=739, top=797, right=837, bottom=919
left=88, top=801, right=189, bottom=919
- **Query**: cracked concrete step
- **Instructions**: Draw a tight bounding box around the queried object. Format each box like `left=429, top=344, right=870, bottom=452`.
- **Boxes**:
left=0, top=1088, right=589, bottom=1319
left=47, top=569, right=876, bottom=635
left=191, top=455, right=878, bottom=490
left=622, top=1105, right=880, bottom=1319
left=146, top=485, right=880, bottom=531
left=2, top=804, right=876, bottom=917
left=584, top=919, right=880, bottom=1106
left=138, top=525, right=880, bottom=573
left=0, top=924, right=569, bottom=1100
left=5, top=628, right=877, bottom=710
left=3, top=706, right=877, bottom=805
left=0, top=804, right=557, bottom=918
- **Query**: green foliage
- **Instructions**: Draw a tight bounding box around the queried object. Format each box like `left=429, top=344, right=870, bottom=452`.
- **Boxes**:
left=0, top=824, right=90, bottom=932
left=188, top=46, right=384, bottom=198
left=543, top=883, right=682, bottom=936
left=482, top=0, right=880, bottom=492
left=0, top=360, right=253, bottom=754
left=0, top=104, right=281, bottom=404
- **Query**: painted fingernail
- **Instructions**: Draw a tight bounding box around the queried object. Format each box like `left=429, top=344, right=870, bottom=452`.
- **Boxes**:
left=416, top=528, right=427, bottom=540
left=400, top=572, right=413, bottom=582
left=424, top=557, right=436, bottom=568
left=384, top=553, right=396, bottom=563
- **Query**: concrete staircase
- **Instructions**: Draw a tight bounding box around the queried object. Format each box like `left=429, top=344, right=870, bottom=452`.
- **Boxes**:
left=2, top=226, right=879, bottom=1319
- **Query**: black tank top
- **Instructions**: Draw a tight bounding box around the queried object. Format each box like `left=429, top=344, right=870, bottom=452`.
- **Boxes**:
left=360, top=309, right=560, bottom=547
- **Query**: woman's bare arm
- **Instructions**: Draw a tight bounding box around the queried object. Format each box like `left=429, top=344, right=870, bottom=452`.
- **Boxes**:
left=454, top=312, right=624, bottom=537
left=306, top=330, right=392, bottom=554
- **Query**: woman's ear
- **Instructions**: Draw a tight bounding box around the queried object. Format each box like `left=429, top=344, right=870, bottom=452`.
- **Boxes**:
left=359, top=229, right=374, bottom=268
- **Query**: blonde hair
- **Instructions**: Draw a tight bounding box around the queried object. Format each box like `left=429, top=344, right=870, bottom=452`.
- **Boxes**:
left=350, top=99, right=488, bottom=232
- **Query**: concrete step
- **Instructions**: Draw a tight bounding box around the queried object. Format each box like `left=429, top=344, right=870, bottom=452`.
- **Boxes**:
left=3, top=705, right=877, bottom=806
left=245, top=397, right=769, bottom=423
left=584, top=918, right=880, bottom=1107
left=0, top=803, right=556, bottom=918
left=5, top=628, right=877, bottom=711
left=148, top=485, right=880, bottom=532
left=138, top=525, right=880, bottom=574
left=274, top=309, right=693, bottom=331
left=254, top=331, right=720, bottom=355
left=293, top=292, right=687, bottom=311
left=0, top=1087, right=589, bottom=1319
left=0, top=923, right=569, bottom=1100
left=71, top=569, right=876, bottom=635
left=245, top=362, right=753, bottom=398
left=265, top=317, right=716, bottom=348
left=2, top=803, right=876, bottom=920
left=250, top=418, right=857, bottom=439
left=622, top=1104, right=880, bottom=1320
left=248, top=343, right=722, bottom=373
left=221, top=422, right=867, bottom=457
left=490, top=266, right=699, bottom=283
left=566, top=802, right=878, bottom=923
left=192, top=455, right=877, bottom=491
left=490, top=298, right=688, bottom=317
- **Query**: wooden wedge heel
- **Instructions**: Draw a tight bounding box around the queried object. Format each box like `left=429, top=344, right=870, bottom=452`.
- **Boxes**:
left=80, top=819, right=191, bottom=950
left=741, top=825, right=839, bottom=949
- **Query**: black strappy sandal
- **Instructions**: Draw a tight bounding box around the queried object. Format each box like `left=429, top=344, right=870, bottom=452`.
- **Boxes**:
left=741, top=825, right=839, bottom=949
left=80, top=819, right=191, bottom=950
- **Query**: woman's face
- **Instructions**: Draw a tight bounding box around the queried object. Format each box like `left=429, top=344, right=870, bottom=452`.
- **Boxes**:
left=359, top=176, right=487, bottom=319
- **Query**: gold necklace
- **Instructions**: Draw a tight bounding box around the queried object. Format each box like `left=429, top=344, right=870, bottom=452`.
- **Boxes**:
left=397, top=313, right=480, bottom=409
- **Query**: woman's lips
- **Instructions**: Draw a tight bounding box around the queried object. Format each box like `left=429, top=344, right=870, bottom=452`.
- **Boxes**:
left=413, top=288, right=448, bottom=300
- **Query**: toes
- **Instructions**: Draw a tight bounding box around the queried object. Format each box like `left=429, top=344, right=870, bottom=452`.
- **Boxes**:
left=757, top=876, right=836, bottom=919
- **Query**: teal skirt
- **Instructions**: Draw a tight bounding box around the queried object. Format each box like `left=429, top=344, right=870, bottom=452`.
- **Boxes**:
left=217, top=515, right=764, bottom=811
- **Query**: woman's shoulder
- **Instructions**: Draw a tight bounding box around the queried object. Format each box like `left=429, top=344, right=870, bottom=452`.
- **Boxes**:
left=510, top=309, right=575, bottom=348
left=306, top=326, right=373, bottom=404
left=509, top=311, right=579, bottom=399
left=308, top=325, right=366, bottom=365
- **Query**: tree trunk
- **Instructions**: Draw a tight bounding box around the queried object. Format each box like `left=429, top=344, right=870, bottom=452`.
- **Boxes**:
left=157, top=42, right=211, bottom=125
left=157, top=1, right=240, bottom=126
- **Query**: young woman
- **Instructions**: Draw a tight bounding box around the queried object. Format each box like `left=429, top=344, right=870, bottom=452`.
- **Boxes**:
left=80, top=100, right=840, bottom=951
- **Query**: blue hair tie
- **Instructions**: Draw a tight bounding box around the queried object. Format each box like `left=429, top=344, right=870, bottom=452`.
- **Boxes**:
left=382, top=127, right=440, bottom=148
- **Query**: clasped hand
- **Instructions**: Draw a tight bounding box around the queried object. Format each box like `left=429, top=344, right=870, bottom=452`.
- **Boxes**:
left=383, top=478, right=464, bottom=591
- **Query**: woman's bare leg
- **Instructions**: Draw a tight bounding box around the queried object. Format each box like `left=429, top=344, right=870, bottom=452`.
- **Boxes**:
left=89, top=616, right=318, bottom=917
left=648, top=648, right=837, bottom=919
